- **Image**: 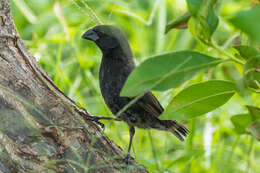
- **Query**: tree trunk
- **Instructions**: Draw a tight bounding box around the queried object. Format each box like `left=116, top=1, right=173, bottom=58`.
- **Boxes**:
left=0, top=0, right=147, bottom=172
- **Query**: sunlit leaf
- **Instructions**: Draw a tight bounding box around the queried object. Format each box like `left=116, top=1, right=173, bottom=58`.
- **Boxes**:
left=160, top=80, right=235, bottom=120
left=121, top=51, right=222, bottom=97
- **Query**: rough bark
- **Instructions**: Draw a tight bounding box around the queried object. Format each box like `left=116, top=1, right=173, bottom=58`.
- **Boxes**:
left=0, top=0, right=147, bottom=172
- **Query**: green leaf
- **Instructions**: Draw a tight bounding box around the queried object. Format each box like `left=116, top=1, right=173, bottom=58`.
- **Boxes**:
left=231, top=113, right=254, bottom=134
left=231, top=106, right=260, bottom=135
left=187, top=0, right=219, bottom=43
left=244, top=56, right=260, bottom=89
left=186, top=0, right=203, bottom=15
left=234, top=45, right=260, bottom=60
left=120, top=51, right=222, bottom=97
left=160, top=80, right=235, bottom=120
left=246, top=105, right=260, bottom=120
left=228, top=5, right=260, bottom=43
left=165, top=12, right=191, bottom=33
left=246, top=121, right=260, bottom=140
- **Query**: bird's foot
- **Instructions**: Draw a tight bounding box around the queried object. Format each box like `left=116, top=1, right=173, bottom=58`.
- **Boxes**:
left=75, top=107, right=106, bottom=129
left=78, top=111, right=105, bottom=130
left=76, top=108, right=122, bottom=129
left=123, top=154, right=131, bottom=165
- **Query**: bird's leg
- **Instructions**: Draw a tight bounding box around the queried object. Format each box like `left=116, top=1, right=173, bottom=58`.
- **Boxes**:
left=124, top=126, right=135, bottom=164
left=84, top=115, right=122, bottom=129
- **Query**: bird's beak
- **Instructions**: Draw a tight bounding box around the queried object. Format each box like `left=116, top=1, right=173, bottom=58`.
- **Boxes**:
left=82, top=29, right=99, bottom=41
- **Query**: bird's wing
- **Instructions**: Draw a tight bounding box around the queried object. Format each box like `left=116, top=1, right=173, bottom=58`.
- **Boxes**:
left=138, top=92, right=164, bottom=117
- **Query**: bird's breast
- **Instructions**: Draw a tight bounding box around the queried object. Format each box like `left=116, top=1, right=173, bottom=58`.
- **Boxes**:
left=99, top=57, right=134, bottom=114
left=99, top=58, right=131, bottom=92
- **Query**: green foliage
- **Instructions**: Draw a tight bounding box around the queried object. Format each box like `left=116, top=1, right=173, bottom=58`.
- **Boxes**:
left=247, top=121, right=260, bottom=140
left=121, top=51, right=222, bottom=97
left=10, top=0, right=260, bottom=172
left=231, top=105, right=260, bottom=137
left=247, top=105, right=260, bottom=120
left=186, top=0, right=203, bottom=15
left=161, top=80, right=235, bottom=120
left=187, top=0, right=219, bottom=44
left=228, top=5, right=260, bottom=44
left=234, top=45, right=260, bottom=60
left=231, top=113, right=253, bottom=134
left=231, top=106, right=260, bottom=139
left=244, top=56, right=260, bottom=90
left=165, top=11, right=191, bottom=33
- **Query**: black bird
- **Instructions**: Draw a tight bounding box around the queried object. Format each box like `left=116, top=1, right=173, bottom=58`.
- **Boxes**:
left=82, top=25, right=188, bottom=163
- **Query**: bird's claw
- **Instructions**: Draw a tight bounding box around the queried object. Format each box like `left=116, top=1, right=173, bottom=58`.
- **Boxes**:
left=84, top=115, right=105, bottom=130
left=95, top=120, right=105, bottom=129
left=123, top=154, right=131, bottom=165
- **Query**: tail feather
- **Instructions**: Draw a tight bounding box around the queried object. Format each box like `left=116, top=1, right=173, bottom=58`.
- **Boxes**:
left=161, top=120, right=189, bottom=141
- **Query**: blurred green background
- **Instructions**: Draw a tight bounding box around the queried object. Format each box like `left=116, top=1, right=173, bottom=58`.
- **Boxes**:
left=10, top=0, right=259, bottom=172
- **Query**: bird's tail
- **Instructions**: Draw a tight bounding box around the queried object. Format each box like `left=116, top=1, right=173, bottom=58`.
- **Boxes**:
left=161, top=120, right=189, bottom=141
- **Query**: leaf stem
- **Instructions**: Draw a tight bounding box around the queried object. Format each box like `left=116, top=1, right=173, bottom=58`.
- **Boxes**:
left=246, top=137, right=254, bottom=172
left=185, top=119, right=196, bottom=172
left=187, top=119, right=196, bottom=149
left=211, top=41, right=244, bottom=65
left=226, top=135, right=240, bottom=166
left=148, top=131, right=161, bottom=171
left=115, top=94, right=144, bottom=117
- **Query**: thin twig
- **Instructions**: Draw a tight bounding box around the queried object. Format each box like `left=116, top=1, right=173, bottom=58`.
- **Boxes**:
left=69, top=0, right=102, bottom=25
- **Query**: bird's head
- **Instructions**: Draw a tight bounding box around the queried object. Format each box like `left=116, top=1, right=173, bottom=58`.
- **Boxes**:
left=82, top=25, right=132, bottom=55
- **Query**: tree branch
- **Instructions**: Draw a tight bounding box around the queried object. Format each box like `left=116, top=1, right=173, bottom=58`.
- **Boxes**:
left=0, top=0, right=147, bottom=172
